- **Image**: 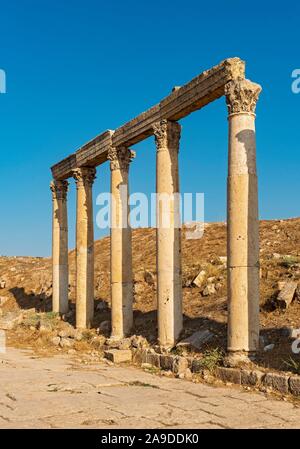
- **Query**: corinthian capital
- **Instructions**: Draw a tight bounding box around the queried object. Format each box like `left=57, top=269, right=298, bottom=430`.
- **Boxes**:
left=50, top=179, right=69, bottom=200
left=107, top=145, right=135, bottom=171
left=225, top=79, right=262, bottom=116
left=152, top=119, right=181, bottom=152
left=72, top=167, right=96, bottom=188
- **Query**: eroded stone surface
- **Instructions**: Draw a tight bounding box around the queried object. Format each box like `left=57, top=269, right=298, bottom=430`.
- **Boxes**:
left=264, top=373, right=290, bottom=394
left=1, top=348, right=300, bottom=429
left=104, top=349, right=132, bottom=364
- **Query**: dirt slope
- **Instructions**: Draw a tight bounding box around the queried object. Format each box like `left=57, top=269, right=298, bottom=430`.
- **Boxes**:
left=1, top=218, right=300, bottom=372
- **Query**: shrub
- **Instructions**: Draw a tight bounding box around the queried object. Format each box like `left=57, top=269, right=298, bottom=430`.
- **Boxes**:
left=199, top=347, right=224, bottom=372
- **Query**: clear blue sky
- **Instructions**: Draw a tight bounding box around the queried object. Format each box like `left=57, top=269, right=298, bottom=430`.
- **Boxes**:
left=0, top=0, right=299, bottom=256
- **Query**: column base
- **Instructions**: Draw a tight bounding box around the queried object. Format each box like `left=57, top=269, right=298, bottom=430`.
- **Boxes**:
left=108, top=335, right=124, bottom=343
left=224, top=350, right=256, bottom=368
left=157, top=343, right=175, bottom=353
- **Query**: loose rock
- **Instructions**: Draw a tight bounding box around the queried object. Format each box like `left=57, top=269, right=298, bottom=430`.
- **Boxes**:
left=144, top=271, right=155, bottom=285
left=0, top=311, right=23, bottom=330
left=192, top=270, right=206, bottom=288
left=177, top=329, right=214, bottom=350
left=277, top=281, right=298, bottom=309
left=202, top=284, right=216, bottom=296
left=51, top=336, right=61, bottom=346
left=59, top=337, right=74, bottom=348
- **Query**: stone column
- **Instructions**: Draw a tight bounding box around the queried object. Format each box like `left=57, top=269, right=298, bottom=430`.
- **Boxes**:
left=50, top=179, right=69, bottom=314
left=225, top=79, right=262, bottom=363
left=108, top=145, right=135, bottom=340
left=73, top=167, right=96, bottom=329
left=153, top=119, right=182, bottom=348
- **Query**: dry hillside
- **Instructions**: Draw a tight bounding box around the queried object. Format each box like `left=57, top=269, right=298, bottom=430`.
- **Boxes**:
left=1, top=218, right=300, bottom=373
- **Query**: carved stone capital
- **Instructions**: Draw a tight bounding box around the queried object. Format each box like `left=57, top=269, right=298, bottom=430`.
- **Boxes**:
left=152, top=119, right=181, bottom=152
left=225, top=79, right=262, bottom=116
left=108, top=145, right=135, bottom=171
left=50, top=179, right=69, bottom=200
left=72, top=167, right=96, bottom=188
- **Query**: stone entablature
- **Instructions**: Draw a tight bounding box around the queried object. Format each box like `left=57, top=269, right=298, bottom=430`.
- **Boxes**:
left=51, top=58, right=244, bottom=180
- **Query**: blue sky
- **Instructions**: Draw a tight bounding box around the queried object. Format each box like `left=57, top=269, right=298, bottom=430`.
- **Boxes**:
left=0, top=0, right=299, bottom=256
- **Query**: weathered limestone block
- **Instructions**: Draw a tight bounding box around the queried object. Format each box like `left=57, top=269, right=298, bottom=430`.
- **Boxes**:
left=146, top=352, right=160, bottom=368
left=104, top=349, right=132, bottom=364
left=215, top=367, right=241, bottom=385
left=173, top=356, right=188, bottom=375
left=289, top=376, right=300, bottom=396
left=241, top=369, right=265, bottom=386
left=277, top=281, right=297, bottom=309
left=177, top=329, right=214, bottom=351
left=263, top=373, right=289, bottom=394
left=132, top=349, right=147, bottom=364
left=160, top=354, right=175, bottom=371
left=192, top=270, right=206, bottom=288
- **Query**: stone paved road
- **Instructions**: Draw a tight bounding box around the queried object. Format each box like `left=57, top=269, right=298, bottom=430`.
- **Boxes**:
left=1, top=348, right=300, bottom=429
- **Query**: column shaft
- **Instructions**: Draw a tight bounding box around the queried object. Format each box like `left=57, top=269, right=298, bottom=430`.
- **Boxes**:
left=51, top=180, right=69, bottom=314
left=108, top=146, right=135, bottom=339
left=73, top=167, right=96, bottom=329
left=225, top=79, right=262, bottom=359
left=153, top=120, right=182, bottom=348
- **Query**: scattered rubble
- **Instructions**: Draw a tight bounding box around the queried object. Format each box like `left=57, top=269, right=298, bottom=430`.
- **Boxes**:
left=264, top=344, right=275, bottom=352
left=277, top=281, right=298, bottom=309
left=0, top=311, right=23, bottom=330
left=192, top=270, right=206, bottom=288
left=177, top=329, right=214, bottom=351
left=2, top=218, right=300, bottom=377
left=51, top=336, right=61, bottom=346
left=60, top=337, right=74, bottom=348
left=202, top=284, right=216, bottom=296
